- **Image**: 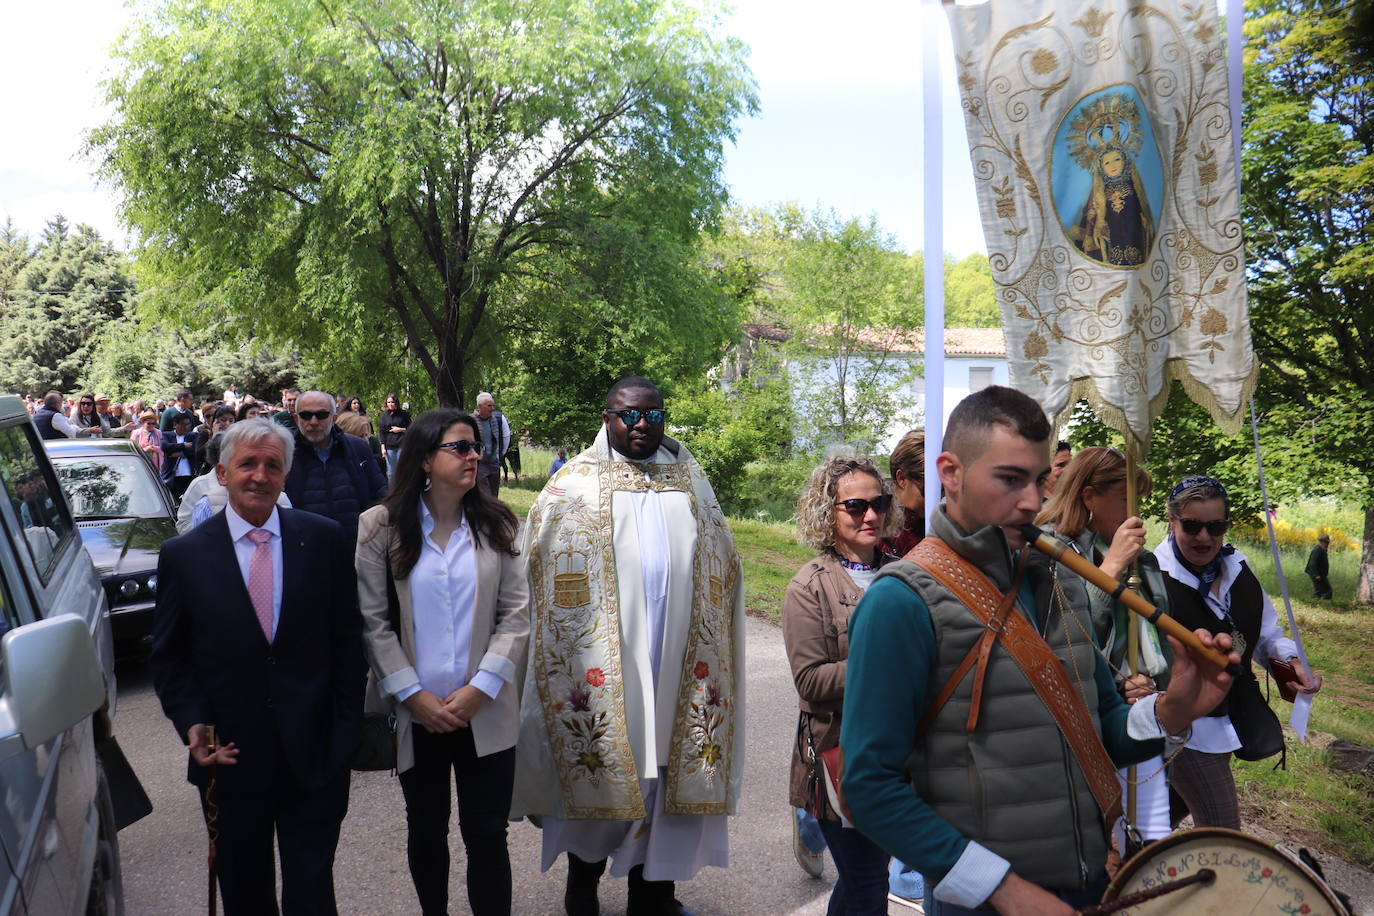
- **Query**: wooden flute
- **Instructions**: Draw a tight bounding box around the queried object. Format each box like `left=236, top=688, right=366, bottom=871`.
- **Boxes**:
left=1020, top=523, right=1244, bottom=677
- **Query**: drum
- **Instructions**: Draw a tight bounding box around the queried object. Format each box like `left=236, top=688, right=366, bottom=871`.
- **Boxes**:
left=1101, top=827, right=1349, bottom=915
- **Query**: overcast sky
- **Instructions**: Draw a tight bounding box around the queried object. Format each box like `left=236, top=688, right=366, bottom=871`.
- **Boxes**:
left=0, top=0, right=987, bottom=256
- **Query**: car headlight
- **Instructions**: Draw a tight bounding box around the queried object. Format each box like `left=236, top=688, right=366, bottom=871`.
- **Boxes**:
left=119, top=579, right=140, bottom=599
left=145, top=575, right=157, bottom=595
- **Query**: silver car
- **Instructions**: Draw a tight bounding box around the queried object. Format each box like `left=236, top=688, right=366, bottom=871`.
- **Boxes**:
left=0, top=394, right=149, bottom=915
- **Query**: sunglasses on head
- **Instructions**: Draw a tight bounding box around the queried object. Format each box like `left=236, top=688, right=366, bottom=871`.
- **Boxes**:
left=1177, top=518, right=1229, bottom=537
left=435, top=439, right=482, bottom=456
left=607, top=407, right=666, bottom=426
left=296, top=410, right=332, bottom=421
left=836, top=494, right=893, bottom=516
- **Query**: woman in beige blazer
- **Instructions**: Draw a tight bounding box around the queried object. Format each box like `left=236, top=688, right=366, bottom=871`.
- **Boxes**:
left=356, top=408, right=529, bottom=916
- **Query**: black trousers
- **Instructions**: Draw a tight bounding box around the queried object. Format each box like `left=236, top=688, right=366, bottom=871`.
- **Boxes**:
left=399, top=724, right=516, bottom=916
left=200, top=765, right=349, bottom=916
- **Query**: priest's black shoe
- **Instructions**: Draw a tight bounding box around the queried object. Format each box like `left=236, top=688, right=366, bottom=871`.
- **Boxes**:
left=626, top=865, right=696, bottom=916
left=564, top=853, right=606, bottom=916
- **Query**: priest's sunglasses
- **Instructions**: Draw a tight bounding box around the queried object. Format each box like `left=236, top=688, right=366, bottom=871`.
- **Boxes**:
left=835, top=494, right=893, bottom=517
left=1176, top=518, right=1229, bottom=537
left=435, top=439, right=483, bottom=456
left=606, top=407, right=667, bottom=426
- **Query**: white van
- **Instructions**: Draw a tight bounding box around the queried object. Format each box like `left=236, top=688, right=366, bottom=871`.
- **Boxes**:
left=0, top=393, right=149, bottom=915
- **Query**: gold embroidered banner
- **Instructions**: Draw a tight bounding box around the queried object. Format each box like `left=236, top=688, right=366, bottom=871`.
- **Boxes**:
left=945, top=0, right=1256, bottom=452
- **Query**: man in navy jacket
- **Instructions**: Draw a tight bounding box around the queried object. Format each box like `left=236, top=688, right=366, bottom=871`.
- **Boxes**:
left=151, top=418, right=366, bottom=915
left=284, top=390, right=387, bottom=547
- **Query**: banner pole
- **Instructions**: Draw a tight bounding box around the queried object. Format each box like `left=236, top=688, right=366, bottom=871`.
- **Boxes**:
left=923, top=0, right=946, bottom=530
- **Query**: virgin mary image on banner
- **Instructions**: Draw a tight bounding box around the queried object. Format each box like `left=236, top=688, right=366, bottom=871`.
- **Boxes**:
left=1055, top=88, right=1163, bottom=268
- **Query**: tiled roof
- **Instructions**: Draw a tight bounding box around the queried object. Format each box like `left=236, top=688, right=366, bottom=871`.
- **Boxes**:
left=742, top=324, right=1006, bottom=357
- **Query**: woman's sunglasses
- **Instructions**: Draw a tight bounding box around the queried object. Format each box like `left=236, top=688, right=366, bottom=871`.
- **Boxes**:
left=1176, top=518, right=1229, bottom=537
left=435, top=439, right=483, bottom=456
left=836, top=494, right=893, bottom=516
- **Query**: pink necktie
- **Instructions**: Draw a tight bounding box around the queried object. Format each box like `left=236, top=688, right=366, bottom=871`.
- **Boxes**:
left=247, top=528, right=274, bottom=642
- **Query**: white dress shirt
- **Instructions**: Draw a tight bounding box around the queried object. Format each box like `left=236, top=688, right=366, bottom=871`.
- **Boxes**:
left=224, top=504, right=284, bottom=638
left=1155, top=537, right=1298, bottom=753
left=390, top=499, right=505, bottom=703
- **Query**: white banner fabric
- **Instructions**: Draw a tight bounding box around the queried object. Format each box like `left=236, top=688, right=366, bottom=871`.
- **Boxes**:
left=945, top=0, right=1256, bottom=451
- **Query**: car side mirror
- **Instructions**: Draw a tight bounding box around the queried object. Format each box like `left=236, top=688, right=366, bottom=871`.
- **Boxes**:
left=0, top=614, right=106, bottom=763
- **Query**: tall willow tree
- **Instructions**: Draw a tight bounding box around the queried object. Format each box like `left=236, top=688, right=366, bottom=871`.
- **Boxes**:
left=90, top=0, right=755, bottom=407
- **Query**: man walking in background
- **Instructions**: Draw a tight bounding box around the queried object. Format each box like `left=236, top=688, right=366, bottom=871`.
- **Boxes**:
left=161, top=388, right=197, bottom=432
left=1306, top=533, right=1333, bottom=599
left=474, top=391, right=510, bottom=497
left=284, top=390, right=387, bottom=547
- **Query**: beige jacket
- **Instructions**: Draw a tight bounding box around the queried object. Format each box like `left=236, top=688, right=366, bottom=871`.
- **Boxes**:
left=782, top=551, right=867, bottom=815
left=355, top=503, right=530, bottom=772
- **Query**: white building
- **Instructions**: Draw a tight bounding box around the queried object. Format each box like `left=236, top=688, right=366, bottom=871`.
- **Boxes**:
left=725, top=325, right=1009, bottom=453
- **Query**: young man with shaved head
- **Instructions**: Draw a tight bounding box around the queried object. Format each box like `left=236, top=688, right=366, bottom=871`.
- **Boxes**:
left=840, top=386, right=1240, bottom=915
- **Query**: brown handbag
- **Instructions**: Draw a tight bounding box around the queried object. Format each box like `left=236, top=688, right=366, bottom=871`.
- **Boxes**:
left=906, top=538, right=1124, bottom=833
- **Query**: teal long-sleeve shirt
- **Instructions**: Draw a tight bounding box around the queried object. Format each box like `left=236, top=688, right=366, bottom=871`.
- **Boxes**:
left=839, top=574, right=1164, bottom=892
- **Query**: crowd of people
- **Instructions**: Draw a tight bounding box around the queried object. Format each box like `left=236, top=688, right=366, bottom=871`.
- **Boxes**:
left=23, top=376, right=1329, bottom=915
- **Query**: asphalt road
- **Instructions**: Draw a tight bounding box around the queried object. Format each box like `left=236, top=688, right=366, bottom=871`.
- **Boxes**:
left=115, top=614, right=918, bottom=915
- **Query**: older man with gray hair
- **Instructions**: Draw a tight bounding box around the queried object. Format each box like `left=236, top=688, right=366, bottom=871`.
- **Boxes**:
left=150, top=418, right=365, bottom=914
left=474, top=391, right=510, bottom=497
left=284, top=390, right=387, bottom=546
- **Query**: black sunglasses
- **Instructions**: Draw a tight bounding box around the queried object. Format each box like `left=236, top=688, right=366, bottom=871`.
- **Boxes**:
left=296, top=410, right=332, bottom=421
left=1177, top=518, right=1229, bottom=537
left=606, top=407, right=666, bottom=426
left=435, top=439, right=483, bottom=456
left=836, top=494, right=893, bottom=516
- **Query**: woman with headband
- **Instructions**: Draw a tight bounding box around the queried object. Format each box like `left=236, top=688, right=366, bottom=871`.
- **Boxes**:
left=1037, top=447, right=1175, bottom=849
left=1156, top=475, right=1322, bottom=829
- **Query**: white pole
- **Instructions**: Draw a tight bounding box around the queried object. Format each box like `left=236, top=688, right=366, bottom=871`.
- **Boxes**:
left=922, top=0, right=946, bottom=529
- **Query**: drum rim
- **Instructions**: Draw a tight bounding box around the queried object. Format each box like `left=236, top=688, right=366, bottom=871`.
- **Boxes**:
left=1103, top=826, right=1348, bottom=913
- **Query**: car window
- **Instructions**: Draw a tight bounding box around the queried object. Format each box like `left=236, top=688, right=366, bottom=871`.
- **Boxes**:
left=52, top=456, right=168, bottom=519
left=0, top=425, right=75, bottom=584
left=0, top=566, right=14, bottom=642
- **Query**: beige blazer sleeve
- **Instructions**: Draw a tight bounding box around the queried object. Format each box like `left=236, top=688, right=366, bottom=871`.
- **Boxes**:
left=468, top=539, right=530, bottom=756
left=355, top=504, right=415, bottom=694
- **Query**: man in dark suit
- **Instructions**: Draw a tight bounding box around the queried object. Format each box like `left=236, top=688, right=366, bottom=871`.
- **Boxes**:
left=151, top=417, right=366, bottom=915
left=161, top=411, right=200, bottom=501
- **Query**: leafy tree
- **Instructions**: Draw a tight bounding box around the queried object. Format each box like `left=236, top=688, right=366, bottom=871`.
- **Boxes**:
left=944, top=253, right=1000, bottom=327
left=0, top=219, right=30, bottom=308
left=1242, top=0, right=1374, bottom=599
left=0, top=217, right=134, bottom=395
left=84, top=322, right=303, bottom=404
left=90, top=0, right=756, bottom=408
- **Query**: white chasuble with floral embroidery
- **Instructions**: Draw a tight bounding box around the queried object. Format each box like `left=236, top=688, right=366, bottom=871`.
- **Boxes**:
left=511, top=427, right=745, bottom=821
left=945, top=0, right=1255, bottom=451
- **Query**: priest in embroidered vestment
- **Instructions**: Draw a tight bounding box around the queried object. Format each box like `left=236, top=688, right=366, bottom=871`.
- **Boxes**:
left=512, top=376, right=745, bottom=916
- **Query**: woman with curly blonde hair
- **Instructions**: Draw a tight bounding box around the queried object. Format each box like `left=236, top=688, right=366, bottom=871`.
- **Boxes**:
left=785, top=454, right=901, bottom=913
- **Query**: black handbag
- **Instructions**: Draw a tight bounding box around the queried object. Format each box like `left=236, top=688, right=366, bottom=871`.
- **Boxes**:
left=351, top=561, right=403, bottom=772
left=1229, top=672, right=1285, bottom=762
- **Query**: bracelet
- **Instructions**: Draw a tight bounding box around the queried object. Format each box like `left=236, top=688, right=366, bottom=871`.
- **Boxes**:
left=1153, top=694, right=1192, bottom=743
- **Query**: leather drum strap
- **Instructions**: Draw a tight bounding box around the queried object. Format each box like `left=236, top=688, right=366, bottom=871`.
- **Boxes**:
left=908, top=538, right=1123, bottom=832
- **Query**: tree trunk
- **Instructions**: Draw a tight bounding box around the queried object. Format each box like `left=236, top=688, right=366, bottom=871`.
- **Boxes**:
left=1358, top=503, right=1374, bottom=604
left=434, top=335, right=465, bottom=409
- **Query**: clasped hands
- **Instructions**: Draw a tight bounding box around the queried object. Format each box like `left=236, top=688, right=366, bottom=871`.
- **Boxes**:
left=403, top=685, right=491, bottom=733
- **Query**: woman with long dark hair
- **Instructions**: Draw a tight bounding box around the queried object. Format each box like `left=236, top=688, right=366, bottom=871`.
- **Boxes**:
left=355, top=409, right=529, bottom=916
left=379, top=393, right=411, bottom=479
